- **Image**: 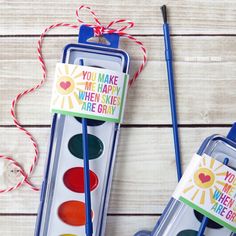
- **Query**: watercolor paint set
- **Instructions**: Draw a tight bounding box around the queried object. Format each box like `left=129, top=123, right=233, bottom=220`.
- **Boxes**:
left=135, top=126, right=236, bottom=236
left=149, top=127, right=236, bottom=236
left=35, top=25, right=130, bottom=236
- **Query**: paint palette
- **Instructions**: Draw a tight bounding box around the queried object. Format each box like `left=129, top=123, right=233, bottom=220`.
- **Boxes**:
left=35, top=39, right=129, bottom=236
left=143, top=134, right=236, bottom=236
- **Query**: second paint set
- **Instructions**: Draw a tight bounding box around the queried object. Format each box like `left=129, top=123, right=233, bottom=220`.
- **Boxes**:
left=35, top=25, right=130, bottom=236
left=137, top=130, right=236, bottom=236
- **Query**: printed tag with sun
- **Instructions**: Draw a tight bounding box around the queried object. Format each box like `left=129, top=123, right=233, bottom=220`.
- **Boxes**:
left=50, top=63, right=129, bottom=123
left=173, top=154, right=236, bottom=232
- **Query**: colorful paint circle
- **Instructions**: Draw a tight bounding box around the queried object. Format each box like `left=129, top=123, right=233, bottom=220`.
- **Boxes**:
left=68, top=134, right=104, bottom=160
left=75, top=117, right=105, bottom=126
left=63, top=167, right=98, bottom=193
left=177, top=230, right=204, bottom=236
left=58, top=200, right=93, bottom=226
left=193, top=210, right=223, bottom=229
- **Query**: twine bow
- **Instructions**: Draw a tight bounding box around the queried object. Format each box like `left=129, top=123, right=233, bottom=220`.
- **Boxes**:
left=76, top=5, right=147, bottom=86
left=0, top=5, right=147, bottom=193
left=76, top=6, right=135, bottom=36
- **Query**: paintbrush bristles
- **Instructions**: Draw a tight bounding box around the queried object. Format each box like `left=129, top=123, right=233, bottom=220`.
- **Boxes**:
left=161, top=5, right=168, bottom=23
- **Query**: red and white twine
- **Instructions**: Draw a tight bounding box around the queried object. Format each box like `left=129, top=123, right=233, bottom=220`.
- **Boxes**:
left=0, top=5, right=147, bottom=193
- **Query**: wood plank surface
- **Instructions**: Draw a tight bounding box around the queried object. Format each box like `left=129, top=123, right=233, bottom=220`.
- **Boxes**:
left=1, top=0, right=236, bottom=35
left=0, top=215, right=158, bottom=236
left=1, top=36, right=236, bottom=125
left=0, top=127, right=228, bottom=214
left=1, top=1, right=236, bottom=235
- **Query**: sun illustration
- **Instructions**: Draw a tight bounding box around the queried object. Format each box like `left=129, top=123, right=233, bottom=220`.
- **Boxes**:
left=53, top=64, right=85, bottom=109
left=182, top=156, right=227, bottom=205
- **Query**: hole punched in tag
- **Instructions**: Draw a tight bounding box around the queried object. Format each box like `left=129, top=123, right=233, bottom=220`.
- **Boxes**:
left=86, top=36, right=111, bottom=45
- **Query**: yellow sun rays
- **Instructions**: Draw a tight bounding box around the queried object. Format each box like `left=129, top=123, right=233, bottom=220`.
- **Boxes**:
left=200, top=190, right=206, bottom=204
left=210, top=158, right=215, bottom=169
left=209, top=188, right=215, bottom=204
left=191, top=189, right=200, bottom=201
left=216, top=180, right=226, bottom=187
left=181, top=155, right=226, bottom=206
left=54, top=64, right=86, bottom=109
left=214, top=163, right=224, bottom=172
left=183, top=185, right=194, bottom=193
left=61, top=97, right=65, bottom=109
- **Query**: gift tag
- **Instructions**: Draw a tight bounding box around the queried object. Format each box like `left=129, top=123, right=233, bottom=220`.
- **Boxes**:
left=173, top=154, right=236, bottom=232
left=51, top=63, right=129, bottom=123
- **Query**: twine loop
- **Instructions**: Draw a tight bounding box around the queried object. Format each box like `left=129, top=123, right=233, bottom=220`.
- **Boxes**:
left=0, top=5, right=147, bottom=193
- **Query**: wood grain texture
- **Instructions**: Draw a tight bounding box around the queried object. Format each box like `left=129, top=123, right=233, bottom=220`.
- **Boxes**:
left=0, top=215, right=158, bottom=236
left=0, top=127, right=228, bottom=214
left=1, top=0, right=236, bottom=35
left=1, top=1, right=236, bottom=235
left=1, top=36, right=236, bottom=125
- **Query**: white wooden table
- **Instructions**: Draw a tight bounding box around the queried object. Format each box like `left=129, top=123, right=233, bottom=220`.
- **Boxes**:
left=0, top=1, right=236, bottom=235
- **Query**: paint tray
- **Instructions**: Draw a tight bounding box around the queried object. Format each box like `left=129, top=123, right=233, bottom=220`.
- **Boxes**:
left=147, top=127, right=236, bottom=236
left=35, top=26, right=130, bottom=236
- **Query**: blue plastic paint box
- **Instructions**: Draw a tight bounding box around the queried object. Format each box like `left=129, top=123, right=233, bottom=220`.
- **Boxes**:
left=135, top=125, right=236, bottom=236
left=35, top=26, right=129, bottom=236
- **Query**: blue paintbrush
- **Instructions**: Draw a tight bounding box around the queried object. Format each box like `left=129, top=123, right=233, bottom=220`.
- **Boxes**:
left=80, top=59, right=93, bottom=236
left=161, top=5, right=182, bottom=181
